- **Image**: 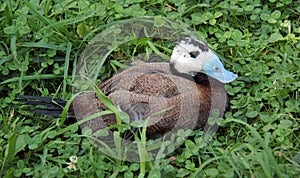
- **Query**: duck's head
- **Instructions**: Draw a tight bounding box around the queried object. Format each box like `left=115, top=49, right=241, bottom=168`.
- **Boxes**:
left=170, top=38, right=238, bottom=83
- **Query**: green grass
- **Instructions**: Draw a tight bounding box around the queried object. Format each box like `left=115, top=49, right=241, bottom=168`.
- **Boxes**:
left=1, top=0, right=300, bottom=177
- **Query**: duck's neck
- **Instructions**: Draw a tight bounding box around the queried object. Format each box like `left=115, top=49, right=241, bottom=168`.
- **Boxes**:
left=192, top=73, right=210, bottom=87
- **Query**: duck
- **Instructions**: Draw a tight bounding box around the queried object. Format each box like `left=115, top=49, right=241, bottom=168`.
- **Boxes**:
left=17, top=37, right=238, bottom=139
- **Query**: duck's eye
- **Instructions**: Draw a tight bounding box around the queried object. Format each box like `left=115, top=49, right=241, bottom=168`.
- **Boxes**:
left=213, top=66, right=221, bottom=72
left=189, top=51, right=199, bottom=58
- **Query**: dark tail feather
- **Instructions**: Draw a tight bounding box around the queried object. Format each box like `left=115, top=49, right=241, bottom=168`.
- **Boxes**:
left=16, top=95, right=75, bottom=119
left=16, top=95, right=67, bottom=106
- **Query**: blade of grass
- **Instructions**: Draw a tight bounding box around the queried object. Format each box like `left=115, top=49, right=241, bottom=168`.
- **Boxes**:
left=94, top=85, right=122, bottom=125
left=63, top=42, right=72, bottom=93
left=56, top=110, right=114, bottom=136
left=113, top=131, right=123, bottom=162
left=0, top=117, right=20, bottom=175
left=23, top=0, right=51, bottom=25
left=39, top=13, right=96, bottom=32
left=191, top=156, right=223, bottom=178
left=4, top=0, right=13, bottom=24
left=21, top=42, right=66, bottom=51
left=147, top=40, right=169, bottom=60
left=0, top=74, right=63, bottom=85
left=18, top=70, right=24, bottom=93
left=10, top=35, right=17, bottom=60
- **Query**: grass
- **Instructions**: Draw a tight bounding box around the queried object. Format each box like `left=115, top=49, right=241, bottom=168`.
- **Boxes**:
left=1, top=0, right=300, bottom=177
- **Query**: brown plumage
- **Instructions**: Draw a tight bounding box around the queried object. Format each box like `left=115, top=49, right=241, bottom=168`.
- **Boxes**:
left=70, top=61, right=227, bottom=139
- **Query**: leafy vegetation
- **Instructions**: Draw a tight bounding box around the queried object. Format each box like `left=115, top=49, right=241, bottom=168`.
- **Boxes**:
left=1, top=0, right=300, bottom=177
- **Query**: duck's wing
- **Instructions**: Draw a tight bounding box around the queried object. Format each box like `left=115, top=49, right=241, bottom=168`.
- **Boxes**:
left=98, top=62, right=174, bottom=95
left=73, top=69, right=198, bottom=137
left=107, top=88, right=203, bottom=139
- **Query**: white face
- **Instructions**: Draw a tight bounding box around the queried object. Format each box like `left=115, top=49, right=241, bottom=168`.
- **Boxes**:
left=170, top=38, right=212, bottom=74
left=170, top=38, right=238, bottom=83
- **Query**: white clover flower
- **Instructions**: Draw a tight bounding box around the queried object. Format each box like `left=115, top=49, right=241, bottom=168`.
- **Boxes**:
left=66, top=155, right=78, bottom=170
left=273, top=79, right=278, bottom=89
